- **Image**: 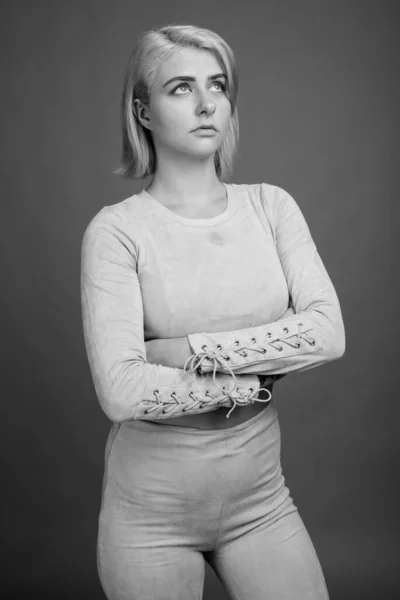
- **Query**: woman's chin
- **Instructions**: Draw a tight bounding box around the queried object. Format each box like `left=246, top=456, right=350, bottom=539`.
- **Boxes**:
left=189, top=140, right=222, bottom=155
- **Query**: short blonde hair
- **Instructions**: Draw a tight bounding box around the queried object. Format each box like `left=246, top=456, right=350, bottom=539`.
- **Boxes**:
left=115, top=24, right=240, bottom=180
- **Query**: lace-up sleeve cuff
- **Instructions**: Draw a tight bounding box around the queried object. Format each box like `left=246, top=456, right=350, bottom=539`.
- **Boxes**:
left=133, top=370, right=268, bottom=421
left=187, top=316, right=322, bottom=375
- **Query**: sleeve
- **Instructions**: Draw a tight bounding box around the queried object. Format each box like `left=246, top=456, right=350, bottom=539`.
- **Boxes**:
left=80, top=210, right=266, bottom=423
left=186, top=185, right=346, bottom=377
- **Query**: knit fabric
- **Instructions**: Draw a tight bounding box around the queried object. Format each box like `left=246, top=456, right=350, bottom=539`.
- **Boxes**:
left=81, top=182, right=345, bottom=422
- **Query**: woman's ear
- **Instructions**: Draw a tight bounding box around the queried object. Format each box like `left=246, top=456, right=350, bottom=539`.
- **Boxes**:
left=133, top=98, right=152, bottom=131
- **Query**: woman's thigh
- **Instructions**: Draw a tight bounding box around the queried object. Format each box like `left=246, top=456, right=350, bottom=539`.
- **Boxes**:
left=208, top=509, right=329, bottom=600
left=98, top=539, right=206, bottom=600
left=96, top=420, right=225, bottom=600
left=203, top=408, right=329, bottom=600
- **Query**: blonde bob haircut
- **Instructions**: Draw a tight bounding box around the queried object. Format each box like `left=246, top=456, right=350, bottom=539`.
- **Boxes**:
left=116, top=24, right=239, bottom=181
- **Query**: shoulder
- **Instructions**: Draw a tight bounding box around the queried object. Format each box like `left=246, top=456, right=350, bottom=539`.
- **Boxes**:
left=81, top=194, right=145, bottom=258
left=82, top=193, right=148, bottom=238
left=232, top=181, right=296, bottom=205
left=232, top=181, right=300, bottom=222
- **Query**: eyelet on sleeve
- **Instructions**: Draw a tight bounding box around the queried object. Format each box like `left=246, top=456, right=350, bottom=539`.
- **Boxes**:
left=186, top=320, right=319, bottom=382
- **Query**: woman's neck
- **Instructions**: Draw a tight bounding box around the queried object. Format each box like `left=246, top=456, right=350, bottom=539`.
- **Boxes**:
left=147, top=158, right=224, bottom=207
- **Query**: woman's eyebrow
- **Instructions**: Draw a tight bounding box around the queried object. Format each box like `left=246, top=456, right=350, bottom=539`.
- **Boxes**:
left=162, top=73, right=227, bottom=87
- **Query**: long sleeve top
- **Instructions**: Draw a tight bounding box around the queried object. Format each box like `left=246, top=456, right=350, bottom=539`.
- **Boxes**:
left=81, top=182, right=345, bottom=423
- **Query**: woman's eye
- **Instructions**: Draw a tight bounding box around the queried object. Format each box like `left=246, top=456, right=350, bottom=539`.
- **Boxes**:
left=172, top=81, right=226, bottom=94
left=175, top=83, right=190, bottom=93
left=212, top=81, right=226, bottom=92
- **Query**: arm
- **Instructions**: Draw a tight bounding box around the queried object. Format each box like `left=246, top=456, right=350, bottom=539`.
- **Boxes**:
left=185, top=186, right=346, bottom=377
left=145, top=304, right=297, bottom=382
left=145, top=337, right=283, bottom=402
left=80, top=210, right=266, bottom=423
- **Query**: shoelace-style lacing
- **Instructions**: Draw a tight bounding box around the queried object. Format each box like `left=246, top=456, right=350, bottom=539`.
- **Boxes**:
left=146, top=324, right=314, bottom=419
left=187, top=321, right=316, bottom=366
left=183, top=322, right=316, bottom=417
left=145, top=387, right=231, bottom=417
left=145, top=354, right=272, bottom=419
left=183, top=347, right=272, bottom=419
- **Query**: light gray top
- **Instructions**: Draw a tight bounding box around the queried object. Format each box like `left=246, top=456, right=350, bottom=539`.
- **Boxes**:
left=80, top=182, right=345, bottom=421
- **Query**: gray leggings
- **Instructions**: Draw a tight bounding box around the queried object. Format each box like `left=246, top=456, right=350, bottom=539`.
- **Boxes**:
left=97, top=401, right=330, bottom=600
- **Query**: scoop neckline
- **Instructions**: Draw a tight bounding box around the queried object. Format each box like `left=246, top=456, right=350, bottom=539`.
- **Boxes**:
left=139, top=182, right=237, bottom=227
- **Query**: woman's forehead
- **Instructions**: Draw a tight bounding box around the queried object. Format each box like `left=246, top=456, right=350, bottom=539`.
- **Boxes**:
left=157, top=47, right=221, bottom=81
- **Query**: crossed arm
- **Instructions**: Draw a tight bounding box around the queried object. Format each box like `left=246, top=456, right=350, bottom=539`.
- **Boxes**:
left=145, top=306, right=296, bottom=385
left=82, top=185, right=345, bottom=423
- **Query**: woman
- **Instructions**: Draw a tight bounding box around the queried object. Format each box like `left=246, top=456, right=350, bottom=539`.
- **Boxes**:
left=81, top=23, right=345, bottom=600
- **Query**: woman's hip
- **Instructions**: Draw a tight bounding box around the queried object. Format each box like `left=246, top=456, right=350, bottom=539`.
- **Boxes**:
left=100, top=400, right=282, bottom=511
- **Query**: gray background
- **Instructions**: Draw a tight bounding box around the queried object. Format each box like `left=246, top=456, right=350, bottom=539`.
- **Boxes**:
left=2, top=1, right=399, bottom=598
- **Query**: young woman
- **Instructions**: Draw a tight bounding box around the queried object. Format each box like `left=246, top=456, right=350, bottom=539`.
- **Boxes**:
left=81, top=23, right=345, bottom=600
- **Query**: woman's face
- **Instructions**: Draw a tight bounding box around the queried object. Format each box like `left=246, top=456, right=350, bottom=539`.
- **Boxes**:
left=136, top=47, right=232, bottom=160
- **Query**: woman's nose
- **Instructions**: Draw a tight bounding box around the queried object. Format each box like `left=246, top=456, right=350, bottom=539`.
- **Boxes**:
left=196, top=93, right=216, bottom=115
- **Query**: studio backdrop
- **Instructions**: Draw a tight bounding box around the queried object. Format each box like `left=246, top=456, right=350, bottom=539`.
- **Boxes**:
left=2, top=1, right=399, bottom=599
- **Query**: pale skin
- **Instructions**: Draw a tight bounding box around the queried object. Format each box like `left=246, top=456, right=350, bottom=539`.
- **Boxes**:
left=133, top=47, right=232, bottom=209
left=136, top=46, right=293, bottom=384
